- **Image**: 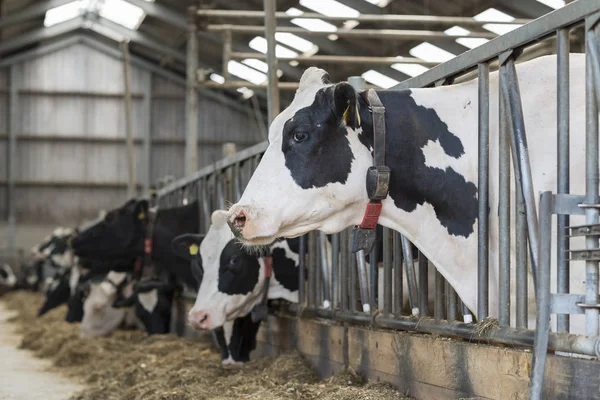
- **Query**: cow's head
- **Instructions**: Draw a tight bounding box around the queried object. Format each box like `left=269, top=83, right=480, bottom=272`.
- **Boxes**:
left=80, top=271, right=130, bottom=337
left=113, top=278, right=179, bottom=335
left=227, top=67, right=372, bottom=245
left=172, top=210, right=299, bottom=330
left=72, top=199, right=148, bottom=260
left=38, top=269, right=71, bottom=316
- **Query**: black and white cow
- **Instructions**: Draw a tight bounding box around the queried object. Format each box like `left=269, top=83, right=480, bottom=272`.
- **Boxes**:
left=16, top=260, right=44, bottom=292
left=71, top=199, right=199, bottom=292
left=31, top=227, right=77, bottom=269
left=38, top=268, right=72, bottom=317
left=172, top=210, right=299, bottom=332
left=227, top=56, right=591, bottom=332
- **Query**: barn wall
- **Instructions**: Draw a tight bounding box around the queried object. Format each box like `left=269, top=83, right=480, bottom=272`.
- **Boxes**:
left=0, top=41, right=262, bottom=244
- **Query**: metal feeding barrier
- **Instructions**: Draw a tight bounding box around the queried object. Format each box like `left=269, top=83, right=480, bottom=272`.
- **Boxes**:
left=156, top=1, right=600, bottom=397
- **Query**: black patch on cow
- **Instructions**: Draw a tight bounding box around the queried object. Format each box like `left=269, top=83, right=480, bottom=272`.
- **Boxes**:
left=285, top=237, right=301, bottom=254
left=271, top=248, right=298, bottom=292
left=213, top=326, right=230, bottom=360
left=38, top=275, right=70, bottom=316
left=354, top=89, right=478, bottom=238
left=0, top=268, right=7, bottom=280
left=227, top=313, right=260, bottom=362
left=282, top=87, right=354, bottom=189
left=66, top=288, right=85, bottom=323
left=218, top=240, right=260, bottom=296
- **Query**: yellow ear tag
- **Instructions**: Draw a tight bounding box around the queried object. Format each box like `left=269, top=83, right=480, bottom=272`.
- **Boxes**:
left=189, top=244, right=199, bottom=256
left=343, top=104, right=351, bottom=125
left=356, top=104, right=361, bottom=125
left=138, top=211, right=146, bottom=220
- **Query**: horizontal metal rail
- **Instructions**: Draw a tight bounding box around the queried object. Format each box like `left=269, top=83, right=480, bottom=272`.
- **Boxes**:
left=196, top=9, right=532, bottom=26
left=229, top=52, right=440, bottom=66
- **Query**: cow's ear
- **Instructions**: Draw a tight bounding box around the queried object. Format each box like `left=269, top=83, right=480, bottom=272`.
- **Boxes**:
left=171, top=233, right=205, bottom=261
left=333, top=82, right=360, bottom=129
left=112, top=294, right=136, bottom=308
left=133, top=199, right=149, bottom=221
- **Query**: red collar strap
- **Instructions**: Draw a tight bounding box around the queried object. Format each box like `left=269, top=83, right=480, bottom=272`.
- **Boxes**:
left=144, top=238, right=152, bottom=255
left=359, top=201, right=383, bottom=230
left=133, top=258, right=143, bottom=273
left=263, top=256, right=272, bottom=278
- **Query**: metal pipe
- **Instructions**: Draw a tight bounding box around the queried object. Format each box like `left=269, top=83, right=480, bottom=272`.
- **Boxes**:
left=370, top=230, right=379, bottom=310
left=401, top=236, right=419, bottom=316
left=308, top=232, right=317, bottom=309
left=477, top=63, right=490, bottom=320
left=446, top=282, right=457, bottom=321
left=196, top=9, right=531, bottom=26
left=584, top=18, right=600, bottom=336
left=332, top=233, right=340, bottom=309
left=185, top=6, right=198, bottom=176
left=121, top=41, right=136, bottom=199
left=315, top=231, right=322, bottom=307
left=530, top=192, right=553, bottom=400
left=6, top=65, right=18, bottom=251
left=142, top=73, right=152, bottom=194
left=222, top=30, right=232, bottom=81
left=263, top=0, right=279, bottom=124
left=206, top=24, right=498, bottom=40
left=504, top=56, right=540, bottom=287
left=350, top=240, right=358, bottom=312
left=319, top=231, right=331, bottom=308
left=340, top=229, right=348, bottom=312
left=200, top=177, right=210, bottom=232
left=230, top=52, right=439, bottom=66
left=383, top=228, right=392, bottom=315
left=356, top=250, right=371, bottom=313
left=298, top=235, right=306, bottom=306
left=556, top=28, right=570, bottom=333
left=197, top=81, right=300, bottom=90
left=434, top=270, right=445, bottom=321
left=393, top=231, right=403, bottom=315
left=516, top=184, right=528, bottom=329
left=289, top=307, right=600, bottom=358
left=586, top=32, right=600, bottom=103
left=498, top=62, right=511, bottom=329
left=418, top=251, right=428, bottom=317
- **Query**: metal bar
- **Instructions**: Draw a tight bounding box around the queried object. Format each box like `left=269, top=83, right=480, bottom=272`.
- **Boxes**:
left=233, top=162, right=242, bottom=201
left=263, top=0, right=280, bottom=124
left=206, top=24, right=497, bottom=40
left=0, top=17, right=84, bottom=55
left=370, top=230, right=379, bottom=311
left=197, top=81, right=301, bottom=90
left=587, top=32, right=600, bottom=103
left=530, top=192, right=553, bottom=400
left=6, top=65, right=18, bottom=251
left=356, top=251, right=371, bottom=313
left=401, top=235, right=418, bottom=316
left=332, top=233, right=340, bottom=309
left=434, top=270, right=445, bottom=321
left=498, top=61, right=511, bottom=329
left=585, top=17, right=600, bottom=336
left=319, top=232, right=331, bottom=308
left=121, top=41, right=136, bottom=199
left=142, top=73, right=152, bottom=194
left=418, top=251, right=428, bottom=317
left=309, top=232, right=318, bottom=309
left=196, top=9, right=531, bottom=25
left=316, top=232, right=322, bottom=307
left=516, top=184, right=528, bottom=329
left=383, top=228, right=392, bottom=315
left=393, top=231, right=403, bottom=315
left=350, top=241, right=358, bottom=312
left=200, top=177, right=210, bottom=232
left=447, top=282, right=457, bottom=321
left=557, top=28, right=571, bottom=333
left=298, top=235, right=306, bottom=306
left=477, top=63, right=490, bottom=320
left=222, top=30, right=232, bottom=81
left=289, top=307, right=600, bottom=358
left=185, top=7, right=198, bottom=176
left=230, top=52, right=439, bottom=66
left=340, top=229, right=348, bottom=312
left=393, top=0, right=600, bottom=91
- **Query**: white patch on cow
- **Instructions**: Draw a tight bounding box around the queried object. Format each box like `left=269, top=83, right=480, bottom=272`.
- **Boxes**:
left=81, top=275, right=130, bottom=337
left=26, top=273, right=38, bottom=285
left=421, top=139, right=466, bottom=172
left=137, top=289, right=158, bottom=313
left=0, top=264, right=17, bottom=287
left=221, top=357, right=243, bottom=365
left=69, top=265, right=81, bottom=295
left=49, top=278, right=60, bottom=293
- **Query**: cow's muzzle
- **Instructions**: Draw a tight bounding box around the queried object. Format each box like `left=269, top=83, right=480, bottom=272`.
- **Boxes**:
left=188, top=310, right=210, bottom=330
left=227, top=209, right=249, bottom=238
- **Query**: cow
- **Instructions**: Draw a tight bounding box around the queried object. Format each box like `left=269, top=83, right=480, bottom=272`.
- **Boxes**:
left=71, top=199, right=199, bottom=292
left=16, top=260, right=45, bottom=292
left=227, top=55, right=592, bottom=332
left=31, top=227, right=77, bottom=269
left=0, top=264, right=17, bottom=289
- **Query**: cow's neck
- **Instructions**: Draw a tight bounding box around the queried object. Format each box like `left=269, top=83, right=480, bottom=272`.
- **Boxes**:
left=151, top=202, right=200, bottom=265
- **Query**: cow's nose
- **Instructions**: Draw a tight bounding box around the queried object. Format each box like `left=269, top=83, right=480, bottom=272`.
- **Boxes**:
left=228, top=209, right=249, bottom=237
left=188, top=310, right=210, bottom=330
left=92, top=304, right=104, bottom=314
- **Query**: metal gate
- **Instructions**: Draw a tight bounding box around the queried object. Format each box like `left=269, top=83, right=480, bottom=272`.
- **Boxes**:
left=156, top=1, right=600, bottom=397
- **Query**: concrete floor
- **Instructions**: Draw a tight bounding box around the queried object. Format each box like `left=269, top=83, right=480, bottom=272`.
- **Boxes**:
left=0, top=303, right=83, bottom=400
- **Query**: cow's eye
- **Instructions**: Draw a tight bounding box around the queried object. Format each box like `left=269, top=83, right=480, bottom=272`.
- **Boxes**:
left=293, top=131, right=308, bottom=143
left=229, top=255, right=240, bottom=265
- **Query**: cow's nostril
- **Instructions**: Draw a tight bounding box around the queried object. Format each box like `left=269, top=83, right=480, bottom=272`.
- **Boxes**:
left=199, top=314, right=208, bottom=324
left=231, top=210, right=248, bottom=230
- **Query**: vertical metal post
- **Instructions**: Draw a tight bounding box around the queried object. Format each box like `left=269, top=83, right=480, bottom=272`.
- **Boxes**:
left=319, top=232, right=331, bottom=308
left=356, top=250, right=371, bottom=313
left=498, top=61, right=511, bottom=328
left=383, top=228, right=392, bottom=315
left=370, top=230, right=379, bottom=310
left=315, top=232, right=322, bottom=306
left=142, top=73, right=152, bottom=194
left=298, top=235, right=306, bottom=306
left=530, top=192, right=553, bottom=400
left=121, top=41, right=136, bottom=199
left=446, top=282, right=457, bottom=321
left=556, top=28, right=570, bottom=333
left=307, top=232, right=315, bottom=308
left=401, top=235, right=418, bottom=316
left=350, top=240, right=358, bottom=312
left=222, top=30, right=232, bottom=81
left=263, top=0, right=279, bottom=124
left=340, top=229, right=348, bottom=311
left=584, top=18, right=600, bottom=336
left=200, top=177, right=210, bottom=232
left=477, top=63, right=490, bottom=320
left=7, top=65, right=18, bottom=251
left=310, top=231, right=319, bottom=308
left=393, top=231, right=403, bottom=314
left=185, top=6, right=198, bottom=176
left=331, top=233, right=340, bottom=309
left=434, top=270, right=445, bottom=321
left=418, top=251, right=428, bottom=317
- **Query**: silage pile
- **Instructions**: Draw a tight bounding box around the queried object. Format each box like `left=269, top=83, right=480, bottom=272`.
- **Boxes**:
left=2, top=291, right=410, bottom=400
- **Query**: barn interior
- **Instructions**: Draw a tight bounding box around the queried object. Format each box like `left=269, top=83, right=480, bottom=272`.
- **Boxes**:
left=1, top=0, right=599, bottom=399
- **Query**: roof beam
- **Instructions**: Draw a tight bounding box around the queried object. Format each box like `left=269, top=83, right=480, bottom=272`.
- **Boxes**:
left=0, top=0, right=72, bottom=29
left=123, top=0, right=186, bottom=28
left=0, top=16, right=83, bottom=55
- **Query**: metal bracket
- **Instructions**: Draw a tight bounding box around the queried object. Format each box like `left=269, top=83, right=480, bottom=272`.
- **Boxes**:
left=553, top=194, right=586, bottom=215
left=569, top=248, right=600, bottom=261
left=551, top=294, right=586, bottom=315
left=568, top=223, right=600, bottom=237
